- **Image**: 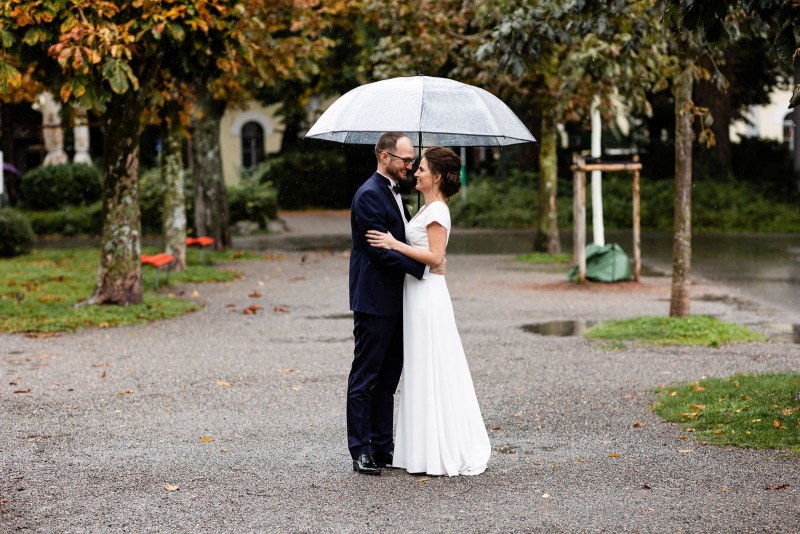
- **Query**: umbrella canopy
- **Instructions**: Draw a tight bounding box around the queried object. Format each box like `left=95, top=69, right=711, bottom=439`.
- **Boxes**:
left=304, top=75, right=536, bottom=148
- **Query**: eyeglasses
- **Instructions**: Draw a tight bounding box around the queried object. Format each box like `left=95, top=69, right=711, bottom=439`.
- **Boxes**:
left=384, top=151, right=416, bottom=167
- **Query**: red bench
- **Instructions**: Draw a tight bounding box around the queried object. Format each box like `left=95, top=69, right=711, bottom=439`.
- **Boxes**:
left=141, top=253, right=175, bottom=289
left=186, top=236, right=214, bottom=263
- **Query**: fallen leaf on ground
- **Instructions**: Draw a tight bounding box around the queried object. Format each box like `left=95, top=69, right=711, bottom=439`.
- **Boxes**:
left=641, top=484, right=652, bottom=490
left=201, top=436, right=214, bottom=443
left=765, top=484, right=789, bottom=491
left=248, top=291, right=262, bottom=298
left=417, top=477, right=428, bottom=483
left=273, top=306, right=290, bottom=313
left=542, top=493, right=550, bottom=498
left=677, top=449, right=693, bottom=453
left=632, top=422, right=642, bottom=428
left=225, top=303, right=236, bottom=308
left=99, top=371, right=106, bottom=378
left=165, top=483, right=179, bottom=491
left=608, top=452, right=620, bottom=458
left=279, top=368, right=299, bottom=373
left=23, top=332, right=60, bottom=339
left=242, top=305, right=263, bottom=314
left=13, top=388, right=30, bottom=394
left=216, top=380, right=231, bottom=387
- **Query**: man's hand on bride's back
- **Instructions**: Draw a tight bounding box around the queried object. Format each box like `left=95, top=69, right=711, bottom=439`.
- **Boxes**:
left=431, top=256, right=446, bottom=275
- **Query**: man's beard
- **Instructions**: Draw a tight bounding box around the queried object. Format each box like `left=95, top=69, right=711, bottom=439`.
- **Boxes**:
left=386, top=164, right=406, bottom=183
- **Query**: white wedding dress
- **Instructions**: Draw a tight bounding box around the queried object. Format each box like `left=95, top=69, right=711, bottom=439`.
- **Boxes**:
left=393, top=201, right=491, bottom=476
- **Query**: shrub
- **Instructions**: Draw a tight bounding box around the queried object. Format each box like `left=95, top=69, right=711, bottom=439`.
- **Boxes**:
left=256, top=149, right=349, bottom=209
left=20, top=163, right=102, bottom=210
left=449, top=170, right=573, bottom=229
left=27, top=202, right=104, bottom=236
left=227, top=175, right=279, bottom=229
left=0, top=209, right=35, bottom=257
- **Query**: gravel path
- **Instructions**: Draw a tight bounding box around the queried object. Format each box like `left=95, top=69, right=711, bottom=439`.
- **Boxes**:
left=2, top=212, right=799, bottom=533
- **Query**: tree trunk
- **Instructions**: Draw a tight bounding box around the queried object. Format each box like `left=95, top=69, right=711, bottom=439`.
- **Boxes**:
left=191, top=91, right=231, bottom=249
left=162, top=121, right=187, bottom=270
left=533, top=112, right=560, bottom=254
left=86, top=93, right=144, bottom=305
left=670, top=66, right=693, bottom=318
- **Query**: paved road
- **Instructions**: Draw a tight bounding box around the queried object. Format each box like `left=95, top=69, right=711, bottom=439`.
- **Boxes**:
left=2, top=212, right=799, bottom=532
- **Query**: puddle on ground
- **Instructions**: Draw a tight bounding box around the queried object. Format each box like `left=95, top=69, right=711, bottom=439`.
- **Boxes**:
left=521, top=320, right=598, bottom=337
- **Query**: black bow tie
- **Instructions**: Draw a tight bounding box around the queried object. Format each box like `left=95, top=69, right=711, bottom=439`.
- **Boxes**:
left=391, top=184, right=401, bottom=195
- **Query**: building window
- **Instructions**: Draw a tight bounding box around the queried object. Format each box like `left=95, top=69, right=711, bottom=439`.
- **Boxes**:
left=241, top=121, right=265, bottom=168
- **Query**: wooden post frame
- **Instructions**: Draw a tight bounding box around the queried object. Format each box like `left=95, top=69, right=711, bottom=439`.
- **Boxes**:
left=569, top=154, right=643, bottom=282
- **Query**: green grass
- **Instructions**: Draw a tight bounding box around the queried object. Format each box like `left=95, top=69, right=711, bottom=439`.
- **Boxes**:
left=515, top=252, right=573, bottom=264
left=584, top=315, right=766, bottom=347
left=0, top=247, right=258, bottom=333
left=653, top=373, right=800, bottom=451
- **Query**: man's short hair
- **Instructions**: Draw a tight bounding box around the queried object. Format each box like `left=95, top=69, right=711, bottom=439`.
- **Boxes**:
left=375, top=132, right=409, bottom=161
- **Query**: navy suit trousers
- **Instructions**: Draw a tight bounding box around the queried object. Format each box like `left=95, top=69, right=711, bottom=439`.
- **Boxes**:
left=347, top=311, right=404, bottom=459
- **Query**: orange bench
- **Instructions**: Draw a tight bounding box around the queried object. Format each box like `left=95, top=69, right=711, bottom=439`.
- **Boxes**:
left=186, top=236, right=214, bottom=263
left=141, top=253, right=175, bottom=289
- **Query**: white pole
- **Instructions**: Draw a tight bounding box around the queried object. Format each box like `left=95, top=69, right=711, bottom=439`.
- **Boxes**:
left=0, top=151, right=5, bottom=197
left=460, top=147, right=467, bottom=200
left=591, top=97, right=605, bottom=246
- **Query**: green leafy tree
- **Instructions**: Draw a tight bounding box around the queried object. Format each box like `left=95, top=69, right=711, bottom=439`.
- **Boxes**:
left=0, top=0, right=343, bottom=303
left=0, top=0, right=261, bottom=304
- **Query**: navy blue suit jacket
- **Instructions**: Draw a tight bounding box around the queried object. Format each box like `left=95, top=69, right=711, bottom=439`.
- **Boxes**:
left=349, top=172, right=426, bottom=316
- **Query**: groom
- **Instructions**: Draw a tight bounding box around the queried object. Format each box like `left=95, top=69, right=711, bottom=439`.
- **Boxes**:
left=347, top=132, right=434, bottom=475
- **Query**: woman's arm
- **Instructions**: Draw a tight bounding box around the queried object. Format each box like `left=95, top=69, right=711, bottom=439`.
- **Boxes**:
left=366, top=223, right=447, bottom=269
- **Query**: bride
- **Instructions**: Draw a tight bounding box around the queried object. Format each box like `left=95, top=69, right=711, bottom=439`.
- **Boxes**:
left=366, top=146, right=491, bottom=476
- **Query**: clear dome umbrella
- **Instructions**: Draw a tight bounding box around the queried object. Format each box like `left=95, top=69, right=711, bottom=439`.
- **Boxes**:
left=304, top=75, right=536, bottom=150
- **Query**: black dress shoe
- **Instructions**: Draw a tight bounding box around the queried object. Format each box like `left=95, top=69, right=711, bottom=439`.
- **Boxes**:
left=352, top=453, right=381, bottom=475
left=373, top=452, right=393, bottom=468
